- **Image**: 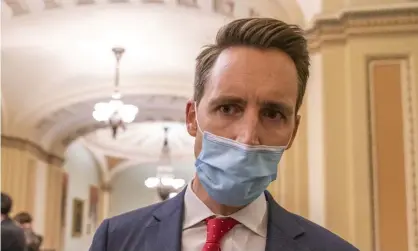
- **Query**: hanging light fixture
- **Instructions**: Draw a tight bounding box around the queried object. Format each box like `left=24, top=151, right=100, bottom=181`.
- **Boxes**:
left=144, top=127, right=186, bottom=200
left=92, top=47, right=138, bottom=138
left=144, top=166, right=186, bottom=190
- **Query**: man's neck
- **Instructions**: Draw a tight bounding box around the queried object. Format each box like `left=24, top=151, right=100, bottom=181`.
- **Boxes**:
left=191, top=177, right=244, bottom=216
left=1, top=214, right=7, bottom=221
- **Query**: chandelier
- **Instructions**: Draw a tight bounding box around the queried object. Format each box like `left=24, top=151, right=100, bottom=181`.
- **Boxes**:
left=92, top=47, right=138, bottom=138
left=144, top=165, right=186, bottom=199
left=144, top=127, right=186, bottom=200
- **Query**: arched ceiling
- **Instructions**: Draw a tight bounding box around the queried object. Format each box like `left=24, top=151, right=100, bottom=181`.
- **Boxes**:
left=43, top=94, right=189, bottom=154
left=84, top=121, right=195, bottom=162
left=1, top=0, right=307, bottom=161
left=1, top=2, right=227, bottom=137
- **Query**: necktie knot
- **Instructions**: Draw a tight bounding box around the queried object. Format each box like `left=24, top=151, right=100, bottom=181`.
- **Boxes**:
left=202, top=217, right=239, bottom=251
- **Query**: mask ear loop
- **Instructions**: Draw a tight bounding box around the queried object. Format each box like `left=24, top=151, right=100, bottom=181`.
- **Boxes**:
left=283, top=116, right=299, bottom=150
left=194, top=102, right=204, bottom=134
left=283, top=137, right=292, bottom=150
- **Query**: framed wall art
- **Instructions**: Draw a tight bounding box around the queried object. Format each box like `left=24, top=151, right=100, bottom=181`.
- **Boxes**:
left=71, top=198, right=84, bottom=237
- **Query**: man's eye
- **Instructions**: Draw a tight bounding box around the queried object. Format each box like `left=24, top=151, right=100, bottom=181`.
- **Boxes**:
left=219, top=105, right=238, bottom=115
left=262, top=110, right=284, bottom=120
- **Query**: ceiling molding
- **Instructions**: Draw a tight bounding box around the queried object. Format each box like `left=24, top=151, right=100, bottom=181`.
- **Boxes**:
left=178, top=0, right=198, bottom=8
left=2, top=0, right=250, bottom=19
left=1, top=0, right=303, bottom=27
left=59, top=113, right=186, bottom=147
left=81, top=121, right=194, bottom=160
left=105, top=155, right=128, bottom=172
left=3, top=0, right=30, bottom=16
left=107, top=155, right=195, bottom=182
left=37, top=95, right=188, bottom=152
left=306, top=2, right=418, bottom=52
left=36, top=94, right=186, bottom=134
left=11, top=75, right=194, bottom=129
left=213, top=0, right=234, bottom=17
left=1, top=135, right=64, bottom=166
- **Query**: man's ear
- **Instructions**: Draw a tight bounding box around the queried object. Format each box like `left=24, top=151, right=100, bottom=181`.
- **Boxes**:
left=285, top=114, right=300, bottom=150
left=185, top=100, right=197, bottom=137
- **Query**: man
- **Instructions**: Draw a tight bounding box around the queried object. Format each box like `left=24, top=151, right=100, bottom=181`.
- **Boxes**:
left=1, top=193, right=27, bottom=251
left=14, top=212, right=43, bottom=251
left=90, top=18, right=359, bottom=251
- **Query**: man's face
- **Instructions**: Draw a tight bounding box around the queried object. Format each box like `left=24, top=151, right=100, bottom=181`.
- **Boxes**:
left=186, top=46, right=300, bottom=157
left=20, top=222, right=32, bottom=229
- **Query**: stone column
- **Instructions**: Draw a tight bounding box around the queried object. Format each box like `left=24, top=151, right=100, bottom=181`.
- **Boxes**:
left=99, top=183, right=112, bottom=220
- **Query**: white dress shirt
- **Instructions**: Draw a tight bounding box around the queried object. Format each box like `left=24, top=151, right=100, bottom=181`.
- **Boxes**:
left=181, top=182, right=268, bottom=251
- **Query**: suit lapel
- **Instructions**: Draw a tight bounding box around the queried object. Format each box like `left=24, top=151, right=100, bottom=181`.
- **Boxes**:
left=144, top=188, right=185, bottom=251
left=142, top=188, right=312, bottom=251
left=264, top=191, right=312, bottom=251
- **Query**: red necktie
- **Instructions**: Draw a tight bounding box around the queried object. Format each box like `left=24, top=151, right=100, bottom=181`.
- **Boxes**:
left=202, top=217, right=239, bottom=251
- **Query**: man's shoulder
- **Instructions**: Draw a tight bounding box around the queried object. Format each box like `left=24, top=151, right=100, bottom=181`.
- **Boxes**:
left=91, top=201, right=167, bottom=251
left=286, top=211, right=359, bottom=251
left=1, top=219, right=24, bottom=234
left=105, top=201, right=164, bottom=231
left=1, top=219, right=26, bottom=251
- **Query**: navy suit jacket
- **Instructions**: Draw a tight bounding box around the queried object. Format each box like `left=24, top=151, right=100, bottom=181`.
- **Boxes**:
left=1, top=218, right=27, bottom=251
left=90, top=189, right=359, bottom=251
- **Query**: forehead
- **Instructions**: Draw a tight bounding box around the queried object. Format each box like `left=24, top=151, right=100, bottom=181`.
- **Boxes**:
left=205, top=46, right=298, bottom=106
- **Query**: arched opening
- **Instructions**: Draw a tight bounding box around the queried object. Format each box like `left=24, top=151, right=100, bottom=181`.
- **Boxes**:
left=0, top=1, right=315, bottom=250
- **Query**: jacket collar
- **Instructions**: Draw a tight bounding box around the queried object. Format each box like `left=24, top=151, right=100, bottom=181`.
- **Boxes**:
left=145, top=187, right=310, bottom=251
left=144, top=188, right=186, bottom=251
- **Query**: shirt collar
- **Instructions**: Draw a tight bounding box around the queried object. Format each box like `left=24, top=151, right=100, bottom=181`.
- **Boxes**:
left=182, top=182, right=214, bottom=230
left=182, top=180, right=268, bottom=238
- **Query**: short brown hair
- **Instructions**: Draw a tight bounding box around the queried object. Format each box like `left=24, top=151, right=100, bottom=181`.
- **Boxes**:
left=1, top=193, right=12, bottom=215
left=14, top=212, right=32, bottom=224
left=194, top=18, right=310, bottom=112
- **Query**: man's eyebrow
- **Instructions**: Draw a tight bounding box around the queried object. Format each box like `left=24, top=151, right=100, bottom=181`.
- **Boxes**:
left=260, top=101, right=294, bottom=116
left=208, top=95, right=247, bottom=107
left=207, top=96, right=295, bottom=115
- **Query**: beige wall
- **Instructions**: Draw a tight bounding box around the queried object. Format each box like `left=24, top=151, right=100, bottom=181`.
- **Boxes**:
left=1, top=136, right=65, bottom=250
left=1, top=146, right=38, bottom=218
left=341, top=33, right=417, bottom=251
left=268, top=102, right=309, bottom=219
left=270, top=3, right=418, bottom=251
left=0, top=136, right=106, bottom=251
left=43, top=163, right=65, bottom=250
left=109, top=161, right=195, bottom=216
left=62, top=141, right=102, bottom=251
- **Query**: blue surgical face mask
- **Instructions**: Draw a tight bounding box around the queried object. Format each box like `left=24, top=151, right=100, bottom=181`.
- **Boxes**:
left=194, top=104, right=288, bottom=207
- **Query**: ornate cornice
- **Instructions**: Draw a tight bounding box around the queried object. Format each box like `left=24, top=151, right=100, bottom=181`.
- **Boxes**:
left=1, top=135, right=64, bottom=166
left=306, top=3, right=418, bottom=52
